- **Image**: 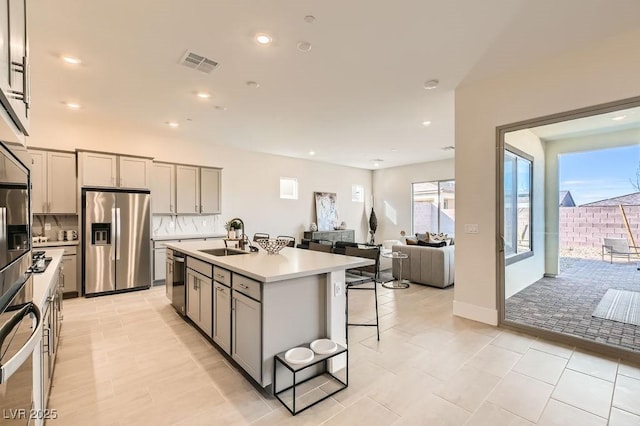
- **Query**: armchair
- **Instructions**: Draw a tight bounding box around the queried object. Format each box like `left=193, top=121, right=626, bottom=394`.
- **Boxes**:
left=602, top=238, right=640, bottom=263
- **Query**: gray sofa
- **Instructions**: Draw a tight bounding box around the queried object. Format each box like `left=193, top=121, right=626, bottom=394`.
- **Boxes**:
left=391, top=244, right=454, bottom=288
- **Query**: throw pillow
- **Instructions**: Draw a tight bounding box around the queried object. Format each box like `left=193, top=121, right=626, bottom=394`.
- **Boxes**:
left=405, top=237, right=418, bottom=245
left=415, top=232, right=428, bottom=242
left=429, top=233, right=451, bottom=245
left=418, top=240, right=446, bottom=248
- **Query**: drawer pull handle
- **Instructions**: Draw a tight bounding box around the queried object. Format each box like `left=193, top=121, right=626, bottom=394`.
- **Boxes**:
left=239, top=283, right=248, bottom=289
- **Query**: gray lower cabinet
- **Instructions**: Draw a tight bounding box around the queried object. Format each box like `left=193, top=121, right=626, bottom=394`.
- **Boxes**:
left=186, top=267, right=213, bottom=338
left=213, top=282, right=231, bottom=354
left=231, top=290, right=262, bottom=383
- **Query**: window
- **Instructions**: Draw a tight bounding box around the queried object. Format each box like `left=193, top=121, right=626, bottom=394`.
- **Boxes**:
left=412, top=180, right=455, bottom=235
left=279, top=177, right=298, bottom=199
left=504, top=146, right=532, bottom=264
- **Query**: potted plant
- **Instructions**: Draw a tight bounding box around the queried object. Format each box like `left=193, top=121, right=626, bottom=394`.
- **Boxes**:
left=225, top=220, right=242, bottom=238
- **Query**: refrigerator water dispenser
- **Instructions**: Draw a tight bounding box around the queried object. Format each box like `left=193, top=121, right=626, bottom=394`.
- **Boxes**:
left=91, top=223, right=111, bottom=245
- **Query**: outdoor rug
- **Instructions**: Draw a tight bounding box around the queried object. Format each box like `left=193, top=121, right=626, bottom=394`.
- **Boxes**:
left=592, top=289, right=640, bottom=326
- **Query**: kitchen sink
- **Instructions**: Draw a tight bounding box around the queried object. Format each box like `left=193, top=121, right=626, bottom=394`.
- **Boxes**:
left=199, top=248, right=248, bottom=256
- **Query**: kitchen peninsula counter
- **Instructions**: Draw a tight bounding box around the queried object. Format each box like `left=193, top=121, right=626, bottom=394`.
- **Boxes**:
left=166, top=240, right=371, bottom=388
left=166, top=240, right=372, bottom=283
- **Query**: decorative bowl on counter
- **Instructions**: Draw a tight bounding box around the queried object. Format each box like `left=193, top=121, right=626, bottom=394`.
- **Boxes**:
left=256, top=238, right=289, bottom=254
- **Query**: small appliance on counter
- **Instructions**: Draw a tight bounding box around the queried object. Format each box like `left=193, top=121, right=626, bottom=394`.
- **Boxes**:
left=82, top=189, right=151, bottom=296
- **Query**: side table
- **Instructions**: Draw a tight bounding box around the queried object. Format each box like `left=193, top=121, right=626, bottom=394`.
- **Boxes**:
left=381, top=251, right=410, bottom=289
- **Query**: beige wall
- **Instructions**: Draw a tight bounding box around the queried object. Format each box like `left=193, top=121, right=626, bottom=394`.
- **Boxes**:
left=27, top=116, right=373, bottom=242
left=454, top=29, right=640, bottom=325
left=372, top=159, right=454, bottom=242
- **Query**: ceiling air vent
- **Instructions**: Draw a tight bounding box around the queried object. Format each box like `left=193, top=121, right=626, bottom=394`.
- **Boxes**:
left=441, top=146, right=455, bottom=151
left=179, top=51, right=219, bottom=74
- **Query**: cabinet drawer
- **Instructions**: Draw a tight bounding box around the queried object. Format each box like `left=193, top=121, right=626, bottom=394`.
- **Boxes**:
left=232, top=274, right=261, bottom=301
left=62, top=246, right=77, bottom=256
left=186, top=257, right=212, bottom=278
left=213, top=266, right=231, bottom=286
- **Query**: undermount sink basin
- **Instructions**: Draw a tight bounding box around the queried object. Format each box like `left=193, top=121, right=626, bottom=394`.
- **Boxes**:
left=199, top=248, right=248, bottom=256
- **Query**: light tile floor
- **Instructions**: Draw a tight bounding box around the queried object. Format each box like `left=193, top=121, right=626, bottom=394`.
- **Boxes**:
left=48, top=284, right=640, bottom=425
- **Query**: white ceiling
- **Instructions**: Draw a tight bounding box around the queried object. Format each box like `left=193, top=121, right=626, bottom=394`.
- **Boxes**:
left=28, top=0, right=640, bottom=169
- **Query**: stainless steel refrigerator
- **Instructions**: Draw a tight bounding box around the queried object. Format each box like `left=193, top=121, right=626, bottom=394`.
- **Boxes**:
left=83, top=189, right=151, bottom=296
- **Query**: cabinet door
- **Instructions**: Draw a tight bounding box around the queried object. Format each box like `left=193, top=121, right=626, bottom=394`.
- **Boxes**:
left=213, top=283, right=231, bottom=354
left=176, top=165, right=199, bottom=214
left=151, top=163, right=175, bottom=214
left=165, top=257, right=173, bottom=300
left=119, top=156, right=151, bottom=189
left=200, top=278, right=213, bottom=338
left=153, top=248, right=166, bottom=282
left=232, top=291, right=261, bottom=383
left=5, top=0, right=28, bottom=134
left=199, top=167, right=221, bottom=214
left=29, top=149, right=46, bottom=213
left=0, top=0, right=9, bottom=89
left=80, top=152, right=117, bottom=187
left=61, top=255, right=77, bottom=294
left=186, top=270, right=200, bottom=323
left=48, top=151, right=77, bottom=213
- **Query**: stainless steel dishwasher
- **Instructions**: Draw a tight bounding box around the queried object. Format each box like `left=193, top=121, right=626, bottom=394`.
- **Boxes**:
left=169, top=250, right=186, bottom=315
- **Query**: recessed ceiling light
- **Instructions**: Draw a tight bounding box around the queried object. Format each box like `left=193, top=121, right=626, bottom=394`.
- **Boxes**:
left=297, top=41, right=312, bottom=52
left=372, top=159, right=384, bottom=167
left=612, top=115, right=627, bottom=121
left=309, top=150, right=315, bottom=156
left=422, top=120, right=431, bottom=127
left=65, top=102, right=81, bottom=109
left=423, top=79, right=439, bottom=90
left=214, top=105, right=228, bottom=111
left=255, top=33, right=272, bottom=45
left=304, top=15, right=316, bottom=23
left=391, top=148, right=398, bottom=152
left=441, top=146, right=455, bottom=151
left=167, top=121, right=179, bottom=128
left=196, top=92, right=211, bottom=99
left=62, top=56, right=81, bottom=65
left=246, top=81, right=260, bottom=88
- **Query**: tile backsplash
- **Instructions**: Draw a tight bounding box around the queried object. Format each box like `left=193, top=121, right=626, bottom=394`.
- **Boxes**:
left=153, top=215, right=222, bottom=237
left=33, top=215, right=79, bottom=242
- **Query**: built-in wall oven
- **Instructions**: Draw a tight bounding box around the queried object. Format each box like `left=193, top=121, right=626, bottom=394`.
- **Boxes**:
left=0, top=141, right=39, bottom=425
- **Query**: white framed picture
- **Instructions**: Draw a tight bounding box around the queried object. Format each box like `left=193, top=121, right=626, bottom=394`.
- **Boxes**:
left=352, top=184, right=364, bottom=202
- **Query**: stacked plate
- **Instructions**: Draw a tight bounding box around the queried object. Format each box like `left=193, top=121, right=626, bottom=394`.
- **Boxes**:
left=284, top=347, right=314, bottom=364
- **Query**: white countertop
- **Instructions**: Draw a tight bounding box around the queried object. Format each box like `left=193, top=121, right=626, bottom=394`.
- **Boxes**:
left=152, top=233, right=226, bottom=241
left=32, top=249, right=65, bottom=310
left=167, top=240, right=373, bottom=283
left=33, top=240, right=79, bottom=248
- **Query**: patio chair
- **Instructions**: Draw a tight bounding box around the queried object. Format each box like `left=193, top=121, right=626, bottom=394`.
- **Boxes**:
left=601, top=238, right=640, bottom=263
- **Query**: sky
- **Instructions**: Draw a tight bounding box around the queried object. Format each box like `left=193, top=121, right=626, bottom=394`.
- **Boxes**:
left=559, top=145, right=640, bottom=205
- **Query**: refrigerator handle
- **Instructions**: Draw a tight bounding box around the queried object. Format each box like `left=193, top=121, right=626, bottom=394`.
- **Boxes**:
left=111, top=208, right=117, bottom=260
left=116, top=208, right=122, bottom=260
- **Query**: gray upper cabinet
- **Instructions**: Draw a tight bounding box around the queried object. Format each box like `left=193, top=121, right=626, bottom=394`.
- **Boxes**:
left=151, top=162, right=175, bottom=214
left=79, top=151, right=152, bottom=189
left=200, top=167, right=221, bottom=214
left=176, top=165, right=198, bottom=214
left=175, top=165, right=221, bottom=214
left=0, top=0, right=30, bottom=143
left=29, top=149, right=77, bottom=214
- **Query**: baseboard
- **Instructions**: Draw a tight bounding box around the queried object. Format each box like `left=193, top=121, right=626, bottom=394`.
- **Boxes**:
left=453, top=300, right=498, bottom=326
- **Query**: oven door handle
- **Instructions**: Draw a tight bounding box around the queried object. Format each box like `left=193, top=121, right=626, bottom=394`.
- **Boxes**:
left=0, top=302, right=42, bottom=384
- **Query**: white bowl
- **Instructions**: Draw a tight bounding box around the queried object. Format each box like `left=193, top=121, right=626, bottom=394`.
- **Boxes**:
left=310, top=339, right=337, bottom=355
left=284, top=347, right=314, bottom=364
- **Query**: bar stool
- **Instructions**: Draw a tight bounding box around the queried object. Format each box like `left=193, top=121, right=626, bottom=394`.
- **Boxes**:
left=277, top=235, right=296, bottom=247
left=344, top=246, right=380, bottom=340
left=253, top=233, right=270, bottom=241
left=309, top=241, right=332, bottom=252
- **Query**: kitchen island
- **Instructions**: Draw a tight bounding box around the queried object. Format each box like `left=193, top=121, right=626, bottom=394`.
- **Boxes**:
left=166, top=240, right=373, bottom=388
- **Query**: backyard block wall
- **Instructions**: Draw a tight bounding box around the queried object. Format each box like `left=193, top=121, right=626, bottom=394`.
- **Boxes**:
left=559, top=206, right=640, bottom=248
